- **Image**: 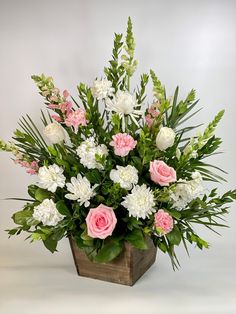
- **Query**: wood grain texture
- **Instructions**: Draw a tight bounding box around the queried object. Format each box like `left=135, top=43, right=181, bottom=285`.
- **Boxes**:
left=69, top=237, right=157, bottom=286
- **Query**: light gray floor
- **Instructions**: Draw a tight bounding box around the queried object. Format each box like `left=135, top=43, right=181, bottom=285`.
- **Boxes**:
left=1, top=206, right=236, bottom=314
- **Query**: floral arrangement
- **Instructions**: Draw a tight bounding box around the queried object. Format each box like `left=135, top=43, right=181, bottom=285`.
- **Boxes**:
left=1, top=18, right=235, bottom=269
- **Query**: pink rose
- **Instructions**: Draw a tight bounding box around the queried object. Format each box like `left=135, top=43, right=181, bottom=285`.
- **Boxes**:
left=65, top=109, right=88, bottom=132
left=110, top=133, right=137, bottom=157
left=154, top=209, right=173, bottom=235
left=86, top=204, right=117, bottom=239
left=150, top=160, right=176, bottom=186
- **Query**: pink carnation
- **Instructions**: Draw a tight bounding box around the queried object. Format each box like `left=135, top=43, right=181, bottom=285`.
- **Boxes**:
left=150, top=160, right=176, bottom=186
left=110, top=133, right=137, bottom=157
left=86, top=204, right=117, bottom=239
left=65, top=109, right=88, bottom=132
left=154, top=209, right=173, bottom=235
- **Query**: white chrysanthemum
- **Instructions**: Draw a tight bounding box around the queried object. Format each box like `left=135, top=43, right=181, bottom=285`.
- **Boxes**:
left=33, top=199, right=64, bottom=226
left=110, top=165, right=138, bottom=190
left=37, top=164, right=66, bottom=192
left=170, top=171, right=203, bottom=210
left=76, top=137, right=108, bottom=170
left=91, top=79, right=114, bottom=100
left=106, top=90, right=143, bottom=131
left=122, top=184, right=156, bottom=219
left=65, top=174, right=98, bottom=207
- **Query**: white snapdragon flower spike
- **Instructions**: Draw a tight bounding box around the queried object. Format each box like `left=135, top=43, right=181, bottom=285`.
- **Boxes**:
left=37, top=164, right=66, bottom=192
left=106, top=90, right=143, bottom=131
left=170, top=171, right=203, bottom=210
left=65, top=174, right=98, bottom=207
left=110, top=165, right=138, bottom=190
left=33, top=199, right=65, bottom=226
left=122, top=184, right=156, bottom=219
left=91, top=78, right=114, bottom=100
left=76, top=137, right=108, bottom=170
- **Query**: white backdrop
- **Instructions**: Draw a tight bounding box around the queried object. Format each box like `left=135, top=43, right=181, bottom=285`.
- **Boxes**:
left=0, top=0, right=236, bottom=313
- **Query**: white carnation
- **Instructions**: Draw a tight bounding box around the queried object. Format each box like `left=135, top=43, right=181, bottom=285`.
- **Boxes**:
left=110, top=165, right=138, bottom=190
left=122, top=184, right=156, bottom=219
left=76, top=137, right=108, bottom=170
left=33, top=199, right=64, bottom=226
left=37, top=164, right=66, bottom=192
left=170, top=171, right=203, bottom=210
left=156, top=127, right=175, bottom=151
left=65, top=174, right=98, bottom=207
left=91, top=79, right=114, bottom=100
left=105, top=90, right=143, bottom=130
left=43, top=123, right=65, bottom=144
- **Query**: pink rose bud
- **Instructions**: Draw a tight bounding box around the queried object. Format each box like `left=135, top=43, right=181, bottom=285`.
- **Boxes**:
left=149, top=160, right=177, bottom=186
left=154, top=209, right=173, bottom=235
left=86, top=204, right=117, bottom=239
left=110, top=133, right=137, bottom=157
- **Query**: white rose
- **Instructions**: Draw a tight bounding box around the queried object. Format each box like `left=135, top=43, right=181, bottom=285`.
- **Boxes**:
left=156, top=127, right=175, bottom=151
left=44, top=123, right=65, bottom=144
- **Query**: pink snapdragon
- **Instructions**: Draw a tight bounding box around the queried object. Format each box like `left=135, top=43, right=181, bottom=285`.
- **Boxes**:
left=150, top=160, right=176, bottom=186
left=145, top=104, right=159, bottom=128
left=86, top=204, right=117, bottom=239
left=154, top=209, right=173, bottom=235
left=15, top=160, right=39, bottom=175
left=65, top=109, right=88, bottom=132
left=51, top=114, right=63, bottom=123
left=110, top=133, right=137, bottom=157
left=59, top=101, right=73, bottom=114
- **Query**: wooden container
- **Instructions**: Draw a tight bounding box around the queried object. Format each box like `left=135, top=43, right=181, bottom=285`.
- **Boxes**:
left=69, top=237, right=157, bottom=286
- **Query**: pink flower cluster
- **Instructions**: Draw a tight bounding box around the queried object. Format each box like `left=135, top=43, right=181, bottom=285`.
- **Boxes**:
left=145, top=103, right=159, bottom=128
left=15, top=160, right=39, bottom=175
left=154, top=209, right=173, bottom=235
left=86, top=204, right=117, bottom=239
left=110, top=133, right=137, bottom=157
left=48, top=89, right=88, bottom=132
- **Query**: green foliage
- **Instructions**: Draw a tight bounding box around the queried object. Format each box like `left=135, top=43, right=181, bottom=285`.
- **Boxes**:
left=93, top=238, right=123, bottom=263
left=150, top=69, right=165, bottom=102
left=104, top=33, right=125, bottom=92
left=125, top=229, right=148, bottom=250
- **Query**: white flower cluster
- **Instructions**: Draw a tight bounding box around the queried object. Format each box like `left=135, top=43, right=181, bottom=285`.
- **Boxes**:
left=76, top=137, right=108, bottom=170
left=33, top=199, right=64, bottom=226
left=110, top=165, right=138, bottom=190
left=170, top=171, right=203, bottom=210
left=122, top=184, right=155, bottom=219
left=91, top=79, right=114, bottom=100
left=37, top=164, right=66, bottom=192
left=65, top=174, right=98, bottom=207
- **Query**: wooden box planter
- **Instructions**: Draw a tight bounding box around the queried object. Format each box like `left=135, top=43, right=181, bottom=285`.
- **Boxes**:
left=69, top=237, right=157, bottom=286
